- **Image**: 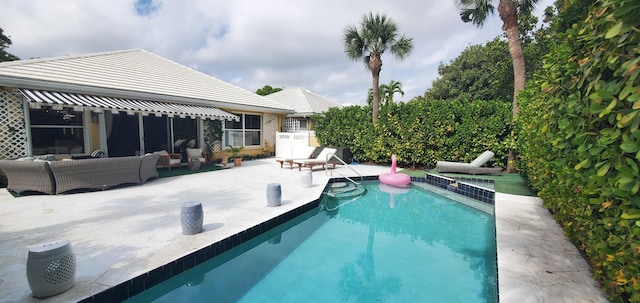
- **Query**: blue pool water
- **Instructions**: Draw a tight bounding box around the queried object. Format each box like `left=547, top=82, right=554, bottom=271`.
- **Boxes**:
left=125, top=181, right=497, bottom=303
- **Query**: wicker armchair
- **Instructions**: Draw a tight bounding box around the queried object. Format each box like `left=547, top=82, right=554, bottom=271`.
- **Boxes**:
left=154, top=150, right=182, bottom=170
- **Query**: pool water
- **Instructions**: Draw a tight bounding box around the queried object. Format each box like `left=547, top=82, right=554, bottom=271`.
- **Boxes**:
left=125, top=181, right=497, bottom=303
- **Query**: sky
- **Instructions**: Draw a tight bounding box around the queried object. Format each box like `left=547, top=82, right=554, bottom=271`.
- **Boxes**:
left=1, top=0, right=554, bottom=106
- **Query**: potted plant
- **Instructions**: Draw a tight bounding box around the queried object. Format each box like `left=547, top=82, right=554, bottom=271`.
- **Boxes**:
left=226, top=145, right=244, bottom=167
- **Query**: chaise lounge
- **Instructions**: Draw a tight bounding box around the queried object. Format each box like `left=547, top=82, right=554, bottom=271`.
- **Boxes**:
left=293, top=147, right=338, bottom=171
left=435, top=150, right=503, bottom=175
left=275, top=146, right=317, bottom=169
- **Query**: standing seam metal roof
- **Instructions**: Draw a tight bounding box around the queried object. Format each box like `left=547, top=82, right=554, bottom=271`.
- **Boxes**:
left=0, top=49, right=293, bottom=112
left=264, top=87, right=342, bottom=116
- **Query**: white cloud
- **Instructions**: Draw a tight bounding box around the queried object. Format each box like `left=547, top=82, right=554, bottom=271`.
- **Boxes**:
left=1, top=0, right=555, bottom=106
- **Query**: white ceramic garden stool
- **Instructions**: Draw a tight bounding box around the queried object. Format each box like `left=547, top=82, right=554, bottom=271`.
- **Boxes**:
left=266, top=183, right=281, bottom=207
left=301, top=171, right=313, bottom=188
left=26, top=240, right=76, bottom=298
left=181, top=201, right=203, bottom=235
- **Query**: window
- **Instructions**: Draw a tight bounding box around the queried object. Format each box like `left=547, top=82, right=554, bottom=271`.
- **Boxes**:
left=225, top=113, right=261, bottom=147
left=29, top=107, right=85, bottom=155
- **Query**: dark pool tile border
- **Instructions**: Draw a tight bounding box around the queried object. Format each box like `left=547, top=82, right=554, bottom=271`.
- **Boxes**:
left=330, top=174, right=495, bottom=205
left=419, top=174, right=495, bottom=205
left=78, top=199, right=320, bottom=303
left=79, top=175, right=493, bottom=303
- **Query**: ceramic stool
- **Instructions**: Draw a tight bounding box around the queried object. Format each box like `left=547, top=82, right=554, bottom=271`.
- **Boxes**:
left=26, top=240, right=76, bottom=298
left=266, top=183, right=281, bottom=207
left=188, top=158, right=200, bottom=171
left=181, top=201, right=203, bottom=235
left=301, top=171, right=313, bottom=188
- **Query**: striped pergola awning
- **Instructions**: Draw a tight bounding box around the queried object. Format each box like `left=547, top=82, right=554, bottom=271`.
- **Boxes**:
left=19, top=88, right=238, bottom=121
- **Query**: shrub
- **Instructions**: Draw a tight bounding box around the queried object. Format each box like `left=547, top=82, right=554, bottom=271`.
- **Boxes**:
left=313, top=100, right=511, bottom=168
left=517, top=1, right=640, bottom=301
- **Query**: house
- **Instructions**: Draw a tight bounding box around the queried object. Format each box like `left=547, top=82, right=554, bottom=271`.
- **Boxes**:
left=0, top=49, right=294, bottom=161
left=265, top=87, right=341, bottom=133
left=264, top=87, right=342, bottom=157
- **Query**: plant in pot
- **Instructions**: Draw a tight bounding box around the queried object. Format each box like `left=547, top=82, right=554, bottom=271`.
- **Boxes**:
left=226, top=145, right=244, bottom=167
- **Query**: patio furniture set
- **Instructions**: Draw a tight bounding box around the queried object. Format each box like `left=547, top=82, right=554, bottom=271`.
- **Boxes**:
left=0, top=153, right=160, bottom=195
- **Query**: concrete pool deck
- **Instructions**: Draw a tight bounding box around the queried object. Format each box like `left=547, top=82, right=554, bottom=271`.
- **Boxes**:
left=0, top=158, right=609, bottom=302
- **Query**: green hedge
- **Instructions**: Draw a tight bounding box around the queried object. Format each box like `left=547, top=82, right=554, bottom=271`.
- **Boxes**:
left=516, top=0, right=640, bottom=301
left=313, top=100, right=511, bottom=168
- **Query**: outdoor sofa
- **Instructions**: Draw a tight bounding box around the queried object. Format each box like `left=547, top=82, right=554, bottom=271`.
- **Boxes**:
left=0, top=153, right=160, bottom=195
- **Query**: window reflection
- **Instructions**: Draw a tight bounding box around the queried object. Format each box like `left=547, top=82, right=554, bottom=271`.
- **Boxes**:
left=29, top=107, right=84, bottom=155
left=225, top=113, right=261, bottom=147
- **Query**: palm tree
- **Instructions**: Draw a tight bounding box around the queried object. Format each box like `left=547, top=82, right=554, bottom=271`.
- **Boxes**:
left=456, top=0, right=537, bottom=117
left=456, top=0, right=537, bottom=173
left=366, top=80, right=405, bottom=106
left=384, top=80, right=405, bottom=103
left=344, top=13, right=413, bottom=124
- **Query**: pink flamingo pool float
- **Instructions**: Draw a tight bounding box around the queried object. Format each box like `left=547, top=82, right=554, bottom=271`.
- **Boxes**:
left=379, top=154, right=411, bottom=187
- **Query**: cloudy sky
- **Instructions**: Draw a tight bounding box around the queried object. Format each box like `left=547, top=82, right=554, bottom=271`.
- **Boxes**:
left=1, top=0, right=553, bottom=105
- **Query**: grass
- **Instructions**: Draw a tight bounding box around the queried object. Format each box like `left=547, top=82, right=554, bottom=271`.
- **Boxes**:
left=157, top=163, right=222, bottom=178
left=399, top=168, right=536, bottom=197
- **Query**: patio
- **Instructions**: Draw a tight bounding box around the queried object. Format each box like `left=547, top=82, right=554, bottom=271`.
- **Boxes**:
left=0, top=158, right=608, bottom=302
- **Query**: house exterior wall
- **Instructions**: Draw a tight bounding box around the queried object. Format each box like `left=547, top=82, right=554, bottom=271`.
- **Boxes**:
left=263, top=112, right=278, bottom=154
left=0, top=87, right=287, bottom=161
left=0, top=87, right=28, bottom=160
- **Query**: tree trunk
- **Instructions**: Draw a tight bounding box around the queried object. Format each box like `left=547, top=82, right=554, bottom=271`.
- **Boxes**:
left=369, top=54, right=383, bottom=124
left=498, top=0, right=526, bottom=118
left=499, top=0, right=525, bottom=173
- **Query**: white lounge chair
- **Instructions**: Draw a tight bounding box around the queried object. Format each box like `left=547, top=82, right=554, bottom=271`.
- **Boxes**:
left=435, top=151, right=503, bottom=175
left=293, top=148, right=338, bottom=171
left=275, top=146, right=317, bottom=169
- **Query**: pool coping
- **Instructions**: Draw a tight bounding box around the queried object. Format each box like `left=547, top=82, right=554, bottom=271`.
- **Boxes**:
left=0, top=159, right=608, bottom=303
left=80, top=174, right=498, bottom=302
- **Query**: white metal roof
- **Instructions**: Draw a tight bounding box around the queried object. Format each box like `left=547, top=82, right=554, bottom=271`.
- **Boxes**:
left=264, top=87, right=341, bottom=117
left=20, top=89, right=239, bottom=121
left=0, top=49, right=294, bottom=113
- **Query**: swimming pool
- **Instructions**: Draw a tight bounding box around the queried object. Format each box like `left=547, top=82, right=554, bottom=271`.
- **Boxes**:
left=124, top=180, right=497, bottom=302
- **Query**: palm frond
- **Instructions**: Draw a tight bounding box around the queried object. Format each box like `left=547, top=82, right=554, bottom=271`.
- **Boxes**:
left=456, top=0, right=495, bottom=26
left=390, top=36, right=413, bottom=60
left=517, top=0, right=539, bottom=15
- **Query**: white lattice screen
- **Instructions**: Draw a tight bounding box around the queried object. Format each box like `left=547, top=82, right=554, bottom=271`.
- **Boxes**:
left=284, top=118, right=300, bottom=132
left=0, top=89, right=27, bottom=159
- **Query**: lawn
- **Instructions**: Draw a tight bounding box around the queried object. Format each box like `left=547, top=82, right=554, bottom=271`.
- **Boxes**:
left=400, top=168, right=536, bottom=197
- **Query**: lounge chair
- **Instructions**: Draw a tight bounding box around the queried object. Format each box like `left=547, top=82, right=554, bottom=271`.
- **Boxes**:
left=293, top=147, right=338, bottom=171
left=435, top=151, right=503, bottom=175
left=275, top=146, right=317, bottom=169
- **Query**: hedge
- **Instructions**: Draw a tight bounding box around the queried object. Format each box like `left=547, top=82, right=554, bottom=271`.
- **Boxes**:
left=313, top=100, right=512, bottom=168
left=516, top=0, right=640, bottom=301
